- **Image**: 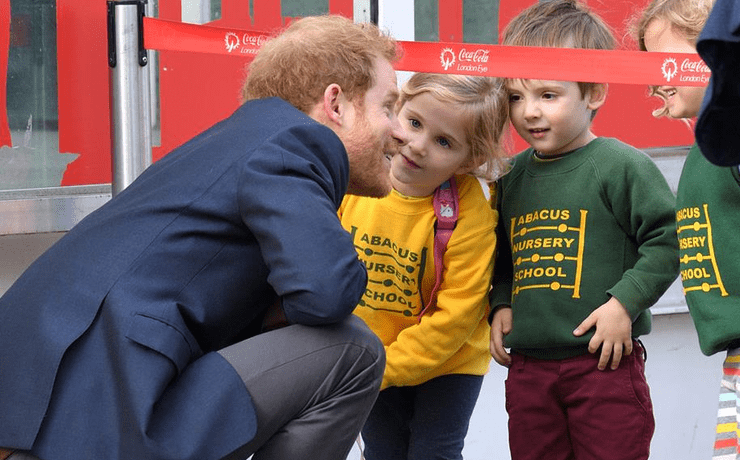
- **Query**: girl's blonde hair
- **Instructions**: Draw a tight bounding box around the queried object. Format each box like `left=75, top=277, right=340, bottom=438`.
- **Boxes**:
left=632, top=0, right=715, bottom=117
left=399, top=73, right=510, bottom=181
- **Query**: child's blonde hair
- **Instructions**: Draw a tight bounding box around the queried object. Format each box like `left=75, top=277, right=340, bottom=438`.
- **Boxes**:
left=501, top=0, right=615, bottom=100
left=399, top=73, right=509, bottom=181
left=632, top=0, right=715, bottom=118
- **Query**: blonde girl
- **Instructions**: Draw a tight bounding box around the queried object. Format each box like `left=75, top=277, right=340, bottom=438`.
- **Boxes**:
left=339, top=73, right=508, bottom=460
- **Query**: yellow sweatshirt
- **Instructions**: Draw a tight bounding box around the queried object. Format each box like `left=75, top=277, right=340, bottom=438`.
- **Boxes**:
left=339, top=174, right=495, bottom=389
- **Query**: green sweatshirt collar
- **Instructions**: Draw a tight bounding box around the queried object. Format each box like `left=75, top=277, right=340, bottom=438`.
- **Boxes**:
left=524, top=138, right=604, bottom=175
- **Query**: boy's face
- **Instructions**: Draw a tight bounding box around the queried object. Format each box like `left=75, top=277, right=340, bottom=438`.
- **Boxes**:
left=643, top=18, right=705, bottom=119
left=506, top=79, right=604, bottom=156
left=390, top=92, right=473, bottom=197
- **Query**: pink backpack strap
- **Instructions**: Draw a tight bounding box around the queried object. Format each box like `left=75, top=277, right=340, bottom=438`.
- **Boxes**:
left=418, top=176, right=459, bottom=321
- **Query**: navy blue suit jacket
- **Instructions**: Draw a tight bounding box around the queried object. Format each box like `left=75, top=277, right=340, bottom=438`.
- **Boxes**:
left=695, top=0, right=740, bottom=166
left=0, top=98, right=367, bottom=459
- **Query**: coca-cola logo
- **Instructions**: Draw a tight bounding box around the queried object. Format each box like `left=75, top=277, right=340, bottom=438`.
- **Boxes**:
left=224, top=32, right=269, bottom=54
left=458, top=48, right=489, bottom=64
left=680, top=58, right=710, bottom=74
left=242, top=34, right=268, bottom=47
left=661, top=56, right=710, bottom=84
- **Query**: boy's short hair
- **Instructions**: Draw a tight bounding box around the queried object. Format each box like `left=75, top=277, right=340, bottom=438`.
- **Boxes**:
left=501, top=0, right=615, bottom=98
left=241, top=15, right=398, bottom=114
left=399, top=73, right=509, bottom=181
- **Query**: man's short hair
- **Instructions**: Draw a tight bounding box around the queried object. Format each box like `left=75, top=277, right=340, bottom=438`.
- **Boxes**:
left=242, top=15, right=398, bottom=113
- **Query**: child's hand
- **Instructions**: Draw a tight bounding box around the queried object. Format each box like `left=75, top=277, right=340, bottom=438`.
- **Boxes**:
left=490, top=306, right=513, bottom=367
left=572, top=297, right=633, bottom=371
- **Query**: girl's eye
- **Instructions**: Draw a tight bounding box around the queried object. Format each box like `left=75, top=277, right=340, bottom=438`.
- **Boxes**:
left=542, top=93, right=556, bottom=100
left=437, top=137, right=451, bottom=148
left=409, top=118, right=421, bottom=129
left=509, top=94, right=521, bottom=103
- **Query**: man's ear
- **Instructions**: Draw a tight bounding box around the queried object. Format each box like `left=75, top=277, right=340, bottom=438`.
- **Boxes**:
left=320, top=83, right=350, bottom=127
left=587, top=83, right=608, bottom=111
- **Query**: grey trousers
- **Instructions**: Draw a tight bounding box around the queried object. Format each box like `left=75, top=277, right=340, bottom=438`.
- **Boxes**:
left=218, top=315, right=385, bottom=460
left=2, top=316, right=383, bottom=460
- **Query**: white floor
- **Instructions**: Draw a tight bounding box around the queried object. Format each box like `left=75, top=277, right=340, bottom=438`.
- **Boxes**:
left=347, top=311, right=725, bottom=460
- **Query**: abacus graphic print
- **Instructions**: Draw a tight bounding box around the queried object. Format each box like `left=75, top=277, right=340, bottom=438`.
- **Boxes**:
left=509, top=209, right=587, bottom=299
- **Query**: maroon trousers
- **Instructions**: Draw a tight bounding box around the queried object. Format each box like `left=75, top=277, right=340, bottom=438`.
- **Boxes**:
left=505, top=342, right=654, bottom=460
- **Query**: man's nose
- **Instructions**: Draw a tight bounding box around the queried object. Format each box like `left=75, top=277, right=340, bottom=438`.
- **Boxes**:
left=390, top=115, right=409, bottom=146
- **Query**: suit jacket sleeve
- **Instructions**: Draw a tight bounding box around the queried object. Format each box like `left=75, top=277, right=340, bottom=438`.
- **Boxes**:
left=237, top=123, right=367, bottom=325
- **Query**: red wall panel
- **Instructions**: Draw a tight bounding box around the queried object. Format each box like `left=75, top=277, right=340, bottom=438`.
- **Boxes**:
left=57, top=0, right=112, bottom=184
left=53, top=0, right=352, bottom=185
left=0, top=0, right=11, bottom=148
left=38, top=0, right=695, bottom=186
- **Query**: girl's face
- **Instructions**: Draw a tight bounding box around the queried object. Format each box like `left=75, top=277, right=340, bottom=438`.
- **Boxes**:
left=390, top=92, right=473, bottom=197
left=643, top=17, right=706, bottom=119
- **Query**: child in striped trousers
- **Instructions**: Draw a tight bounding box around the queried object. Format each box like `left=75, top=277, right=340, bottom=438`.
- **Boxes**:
left=636, top=0, right=740, bottom=458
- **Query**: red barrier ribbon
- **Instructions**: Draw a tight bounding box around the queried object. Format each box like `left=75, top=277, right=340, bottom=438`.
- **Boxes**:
left=142, top=17, right=710, bottom=87
left=143, top=17, right=272, bottom=58
left=398, top=41, right=709, bottom=87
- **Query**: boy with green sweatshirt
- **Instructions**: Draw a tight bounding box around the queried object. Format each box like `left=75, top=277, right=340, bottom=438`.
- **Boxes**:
left=488, top=2, right=679, bottom=459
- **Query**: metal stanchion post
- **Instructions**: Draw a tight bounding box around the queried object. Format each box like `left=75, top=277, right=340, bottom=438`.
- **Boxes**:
left=107, top=0, right=152, bottom=196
